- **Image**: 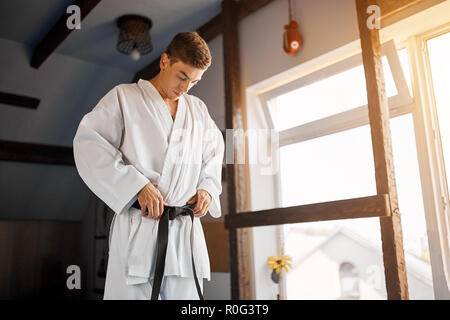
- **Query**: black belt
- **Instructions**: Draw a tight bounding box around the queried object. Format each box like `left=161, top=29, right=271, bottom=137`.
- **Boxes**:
left=131, top=200, right=204, bottom=300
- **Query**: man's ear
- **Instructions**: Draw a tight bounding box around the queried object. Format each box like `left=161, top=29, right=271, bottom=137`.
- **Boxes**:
left=160, top=53, right=169, bottom=71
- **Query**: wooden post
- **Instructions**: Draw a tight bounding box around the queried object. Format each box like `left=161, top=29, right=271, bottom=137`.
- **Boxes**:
left=355, top=0, right=409, bottom=299
left=222, top=0, right=255, bottom=300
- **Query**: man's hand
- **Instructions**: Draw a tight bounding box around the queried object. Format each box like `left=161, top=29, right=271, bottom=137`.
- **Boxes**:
left=137, top=182, right=168, bottom=220
left=186, top=189, right=212, bottom=218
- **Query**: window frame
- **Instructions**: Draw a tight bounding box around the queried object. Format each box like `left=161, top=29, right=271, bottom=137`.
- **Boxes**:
left=260, top=40, right=412, bottom=145
left=407, top=23, right=450, bottom=298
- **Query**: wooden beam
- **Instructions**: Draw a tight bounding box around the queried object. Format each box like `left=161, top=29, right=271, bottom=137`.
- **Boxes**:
left=201, top=0, right=274, bottom=41
left=31, top=0, right=102, bottom=68
left=203, top=0, right=274, bottom=41
left=202, top=221, right=230, bottom=272
left=225, top=194, right=391, bottom=229
left=0, top=91, right=40, bottom=109
left=223, top=0, right=241, bottom=301
left=222, top=0, right=255, bottom=300
left=222, top=166, right=226, bottom=181
left=356, top=0, right=409, bottom=300
left=134, top=0, right=275, bottom=81
left=0, top=139, right=223, bottom=177
left=378, top=0, right=427, bottom=19
left=134, top=60, right=160, bottom=83
left=378, top=0, right=446, bottom=27
left=197, top=13, right=223, bottom=43
left=0, top=140, right=74, bottom=166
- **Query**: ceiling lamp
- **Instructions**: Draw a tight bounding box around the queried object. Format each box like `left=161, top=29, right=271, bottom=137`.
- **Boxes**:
left=116, top=14, right=153, bottom=61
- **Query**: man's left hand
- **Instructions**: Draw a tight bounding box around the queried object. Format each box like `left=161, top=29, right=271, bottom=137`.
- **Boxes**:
left=186, top=189, right=212, bottom=218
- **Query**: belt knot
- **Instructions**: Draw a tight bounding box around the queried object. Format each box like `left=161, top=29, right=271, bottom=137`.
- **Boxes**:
left=167, top=204, right=195, bottom=220
left=130, top=199, right=203, bottom=300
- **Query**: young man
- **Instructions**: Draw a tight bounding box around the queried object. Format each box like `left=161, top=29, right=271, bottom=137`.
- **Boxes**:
left=73, top=32, right=224, bottom=300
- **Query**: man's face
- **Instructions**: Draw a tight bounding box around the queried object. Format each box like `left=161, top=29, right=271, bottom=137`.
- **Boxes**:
left=160, top=53, right=206, bottom=100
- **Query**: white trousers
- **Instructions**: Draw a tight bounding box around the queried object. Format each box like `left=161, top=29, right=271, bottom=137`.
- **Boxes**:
left=104, top=275, right=203, bottom=300
left=103, top=212, right=205, bottom=300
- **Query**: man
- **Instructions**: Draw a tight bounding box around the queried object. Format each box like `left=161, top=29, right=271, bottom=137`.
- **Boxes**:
left=73, top=32, right=224, bottom=300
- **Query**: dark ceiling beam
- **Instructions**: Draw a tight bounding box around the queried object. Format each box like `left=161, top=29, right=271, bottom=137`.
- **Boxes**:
left=0, top=91, right=40, bottom=109
left=0, top=140, right=74, bottom=166
left=134, top=0, right=275, bottom=82
left=0, top=139, right=228, bottom=182
left=30, top=0, right=102, bottom=69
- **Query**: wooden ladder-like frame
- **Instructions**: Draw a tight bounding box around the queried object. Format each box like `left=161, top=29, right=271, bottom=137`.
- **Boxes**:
left=221, top=0, right=427, bottom=300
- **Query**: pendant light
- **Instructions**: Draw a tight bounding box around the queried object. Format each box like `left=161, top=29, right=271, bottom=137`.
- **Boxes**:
left=283, top=0, right=303, bottom=55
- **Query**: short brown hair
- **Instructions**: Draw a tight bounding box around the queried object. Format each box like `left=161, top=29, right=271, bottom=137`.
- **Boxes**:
left=166, top=31, right=211, bottom=69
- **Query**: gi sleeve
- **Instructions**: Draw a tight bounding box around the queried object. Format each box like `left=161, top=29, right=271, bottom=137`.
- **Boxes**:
left=196, top=104, right=225, bottom=218
left=73, top=86, right=149, bottom=214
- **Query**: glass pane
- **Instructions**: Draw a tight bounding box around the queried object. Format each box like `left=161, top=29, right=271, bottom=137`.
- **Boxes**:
left=283, top=219, right=386, bottom=299
left=281, top=114, right=433, bottom=299
left=279, top=125, right=376, bottom=206
left=269, top=56, right=397, bottom=131
left=398, top=48, right=412, bottom=95
left=390, top=114, right=433, bottom=299
left=427, top=32, right=450, bottom=194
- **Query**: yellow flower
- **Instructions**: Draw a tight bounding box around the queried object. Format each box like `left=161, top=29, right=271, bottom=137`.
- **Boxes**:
left=266, top=255, right=293, bottom=274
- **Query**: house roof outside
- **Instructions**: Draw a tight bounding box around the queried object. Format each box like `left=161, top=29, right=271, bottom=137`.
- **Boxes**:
left=286, top=225, right=433, bottom=286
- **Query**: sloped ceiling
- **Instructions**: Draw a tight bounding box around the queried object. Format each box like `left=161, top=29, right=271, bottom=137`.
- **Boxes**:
left=0, top=0, right=222, bottom=72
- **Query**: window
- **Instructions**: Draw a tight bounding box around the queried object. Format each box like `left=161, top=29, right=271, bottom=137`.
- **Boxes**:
left=411, top=28, right=450, bottom=299
left=258, top=38, right=441, bottom=299
left=279, top=124, right=376, bottom=206
left=427, top=32, right=450, bottom=203
left=262, top=41, right=412, bottom=132
left=281, top=114, right=432, bottom=299
left=269, top=56, right=395, bottom=131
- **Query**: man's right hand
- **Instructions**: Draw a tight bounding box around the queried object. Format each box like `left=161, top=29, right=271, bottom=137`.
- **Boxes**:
left=137, top=182, right=168, bottom=220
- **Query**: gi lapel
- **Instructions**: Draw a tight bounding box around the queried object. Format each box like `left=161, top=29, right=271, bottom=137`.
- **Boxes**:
left=138, top=79, right=174, bottom=139
left=137, top=79, right=198, bottom=203
left=156, top=94, right=188, bottom=199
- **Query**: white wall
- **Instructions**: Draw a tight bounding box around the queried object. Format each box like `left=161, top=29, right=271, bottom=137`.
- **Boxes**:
left=204, top=272, right=231, bottom=300
left=239, top=0, right=359, bottom=89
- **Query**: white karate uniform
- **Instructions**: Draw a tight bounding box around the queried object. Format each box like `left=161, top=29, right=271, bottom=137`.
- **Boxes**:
left=73, top=79, right=224, bottom=299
